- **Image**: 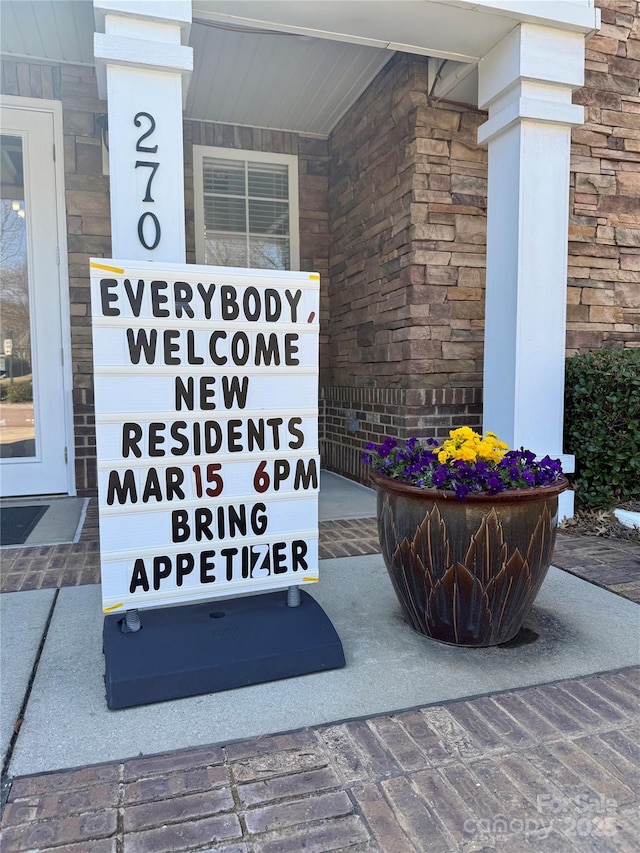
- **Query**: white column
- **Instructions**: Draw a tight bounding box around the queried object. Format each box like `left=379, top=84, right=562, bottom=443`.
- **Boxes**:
left=93, top=1, right=193, bottom=262
left=478, top=24, right=586, bottom=516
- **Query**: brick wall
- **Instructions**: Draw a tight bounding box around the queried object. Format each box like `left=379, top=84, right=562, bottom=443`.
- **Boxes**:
left=324, top=54, right=487, bottom=481
left=568, top=0, right=640, bottom=352
left=1, top=59, right=109, bottom=495
left=322, top=386, right=482, bottom=483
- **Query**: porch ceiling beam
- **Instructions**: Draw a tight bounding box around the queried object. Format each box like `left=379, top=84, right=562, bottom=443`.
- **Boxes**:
left=191, top=10, right=479, bottom=63
left=191, top=1, right=600, bottom=65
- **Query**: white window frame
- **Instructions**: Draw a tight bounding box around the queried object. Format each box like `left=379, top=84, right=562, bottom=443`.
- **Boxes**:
left=193, top=145, right=300, bottom=271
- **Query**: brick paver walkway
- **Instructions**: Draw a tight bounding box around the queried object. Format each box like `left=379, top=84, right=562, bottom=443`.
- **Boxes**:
left=553, top=534, right=640, bottom=604
left=0, top=501, right=101, bottom=593
left=1, top=668, right=638, bottom=851
left=1, top=501, right=638, bottom=851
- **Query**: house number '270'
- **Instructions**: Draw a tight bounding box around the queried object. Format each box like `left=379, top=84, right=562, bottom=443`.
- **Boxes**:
left=134, top=112, right=161, bottom=251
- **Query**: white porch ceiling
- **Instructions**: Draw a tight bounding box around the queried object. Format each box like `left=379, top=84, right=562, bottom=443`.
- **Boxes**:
left=186, top=23, right=392, bottom=135
left=1, top=0, right=598, bottom=135
left=0, top=0, right=96, bottom=65
left=1, top=0, right=394, bottom=133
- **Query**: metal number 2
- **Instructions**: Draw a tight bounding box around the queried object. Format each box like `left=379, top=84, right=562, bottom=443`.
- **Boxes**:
left=134, top=112, right=158, bottom=153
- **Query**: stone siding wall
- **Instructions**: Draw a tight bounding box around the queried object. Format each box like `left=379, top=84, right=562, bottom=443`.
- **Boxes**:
left=568, top=0, right=640, bottom=352
left=324, top=54, right=488, bottom=480
left=183, top=124, right=330, bottom=482
left=327, top=55, right=488, bottom=392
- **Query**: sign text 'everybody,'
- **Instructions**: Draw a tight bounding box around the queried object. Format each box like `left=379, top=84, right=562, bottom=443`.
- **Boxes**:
left=99, top=279, right=304, bottom=323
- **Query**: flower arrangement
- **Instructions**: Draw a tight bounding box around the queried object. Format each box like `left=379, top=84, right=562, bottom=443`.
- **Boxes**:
left=361, top=427, right=564, bottom=500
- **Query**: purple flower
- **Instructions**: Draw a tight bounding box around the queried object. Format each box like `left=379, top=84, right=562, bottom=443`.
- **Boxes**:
left=377, top=436, right=398, bottom=458
left=454, top=461, right=474, bottom=479
left=486, top=474, right=504, bottom=494
left=454, top=481, right=470, bottom=499
left=432, top=465, right=449, bottom=488
left=361, top=432, right=562, bottom=501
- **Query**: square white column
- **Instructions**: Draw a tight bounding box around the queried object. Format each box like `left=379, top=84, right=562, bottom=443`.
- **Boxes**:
left=94, top=1, right=193, bottom=263
left=478, top=24, right=588, bottom=516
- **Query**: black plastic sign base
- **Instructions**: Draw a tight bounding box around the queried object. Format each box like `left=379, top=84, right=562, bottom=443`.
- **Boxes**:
left=103, top=589, right=345, bottom=710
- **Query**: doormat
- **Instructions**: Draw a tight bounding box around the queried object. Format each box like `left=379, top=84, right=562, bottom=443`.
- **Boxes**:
left=0, top=505, right=49, bottom=546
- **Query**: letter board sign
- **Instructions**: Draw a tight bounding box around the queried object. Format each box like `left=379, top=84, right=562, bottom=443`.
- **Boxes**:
left=90, top=259, right=320, bottom=614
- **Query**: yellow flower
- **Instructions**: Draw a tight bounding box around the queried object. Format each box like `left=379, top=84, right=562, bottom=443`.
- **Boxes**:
left=437, top=427, right=510, bottom=466
left=449, top=426, right=476, bottom=443
left=476, top=431, right=509, bottom=463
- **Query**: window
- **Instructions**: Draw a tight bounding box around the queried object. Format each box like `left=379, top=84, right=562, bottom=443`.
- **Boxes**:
left=194, top=146, right=299, bottom=270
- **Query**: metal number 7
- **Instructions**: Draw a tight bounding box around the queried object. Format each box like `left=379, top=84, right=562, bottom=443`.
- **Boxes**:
left=135, top=161, right=160, bottom=202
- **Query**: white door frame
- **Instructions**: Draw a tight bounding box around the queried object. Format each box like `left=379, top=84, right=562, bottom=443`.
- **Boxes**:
left=0, top=94, right=75, bottom=495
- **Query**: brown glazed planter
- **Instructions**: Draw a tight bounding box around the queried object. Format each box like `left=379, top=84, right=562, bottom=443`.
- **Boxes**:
left=370, top=471, right=569, bottom=647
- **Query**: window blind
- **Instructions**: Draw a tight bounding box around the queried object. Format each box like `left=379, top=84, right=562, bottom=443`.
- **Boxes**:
left=202, top=157, right=291, bottom=270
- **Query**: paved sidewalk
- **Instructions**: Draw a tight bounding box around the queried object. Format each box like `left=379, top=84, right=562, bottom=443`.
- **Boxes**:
left=1, top=482, right=639, bottom=852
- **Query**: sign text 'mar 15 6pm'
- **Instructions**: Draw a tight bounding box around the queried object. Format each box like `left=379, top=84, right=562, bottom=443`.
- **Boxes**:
left=90, top=259, right=320, bottom=614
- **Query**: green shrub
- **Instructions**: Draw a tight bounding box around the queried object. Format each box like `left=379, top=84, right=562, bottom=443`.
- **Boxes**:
left=564, top=348, right=640, bottom=508
left=6, top=380, right=33, bottom=403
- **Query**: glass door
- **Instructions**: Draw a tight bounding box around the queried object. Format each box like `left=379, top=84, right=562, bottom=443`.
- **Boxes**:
left=1, top=135, right=36, bottom=459
left=0, top=104, right=70, bottom=496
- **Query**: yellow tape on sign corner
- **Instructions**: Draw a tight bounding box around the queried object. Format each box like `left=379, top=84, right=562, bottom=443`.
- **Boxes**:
left=90, top=262, right=125, bottom=275
left=309, top=274, right=320, bottom=280
left=302, top=577, right=319, bottom=583
left=103, top=603, right=123, bottom=613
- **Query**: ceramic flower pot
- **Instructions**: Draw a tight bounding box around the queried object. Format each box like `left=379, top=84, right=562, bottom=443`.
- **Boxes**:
left=370, top=471, right=569, bottom=647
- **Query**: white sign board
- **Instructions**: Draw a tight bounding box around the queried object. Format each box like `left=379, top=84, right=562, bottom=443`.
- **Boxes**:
left=90, top=259, right=320, bottom=614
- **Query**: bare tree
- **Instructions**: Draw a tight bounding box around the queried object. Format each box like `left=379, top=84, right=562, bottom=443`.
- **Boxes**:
left=1, top=200, right=31, bottom=349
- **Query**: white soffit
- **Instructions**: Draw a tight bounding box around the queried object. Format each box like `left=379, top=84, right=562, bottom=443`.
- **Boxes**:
left=0, top=0, right=95, bottom=65
left=187, top=22, right=392, bottom=135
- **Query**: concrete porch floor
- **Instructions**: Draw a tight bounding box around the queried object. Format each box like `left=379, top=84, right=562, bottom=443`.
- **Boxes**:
left=1, top=471, right=639, bottom=851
